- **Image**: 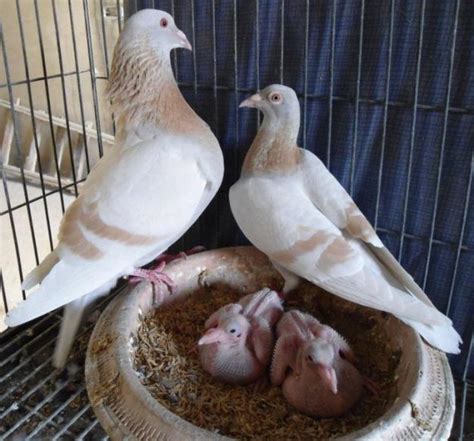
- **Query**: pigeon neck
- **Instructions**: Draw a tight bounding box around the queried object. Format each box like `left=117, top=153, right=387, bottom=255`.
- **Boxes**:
left=242, top=118, right=301, bottom=175
left=108, top=40, right=205, bottom=141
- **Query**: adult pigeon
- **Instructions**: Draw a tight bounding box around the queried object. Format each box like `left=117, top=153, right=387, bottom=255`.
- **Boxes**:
left=198, top=288, right=283, bottom=385
left=230, top=84, right=461, bottom=354
left=5, top=10, right=224, bottom=368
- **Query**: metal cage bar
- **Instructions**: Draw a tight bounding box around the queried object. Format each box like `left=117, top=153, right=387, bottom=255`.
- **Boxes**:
left=83, top=0, right=105, bottom=159
left=326, top=0, right=336, bottom=169
left=32, top=0, right=66, bottom=213
left=51, top=0, right=79, bottom=198
left=398, top=0, right=426, bottom=261
left=374, top=0, right=394, bottom=230
left=349, top=0, right=365, bottom=195
left=302, top=0, right=309, bottom=149
left=422, top=0, right=461, bottom=291
left=67, top=0, right=93, bottom=175
left=13, top=0, right=55, bottom=251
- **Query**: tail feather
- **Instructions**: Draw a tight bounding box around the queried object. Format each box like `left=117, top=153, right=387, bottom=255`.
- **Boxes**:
left=5, top=260, right=118, bottom=327
left=22, top=252, right=59, bottom=290
left=53, top=293, right=101, bottom=368
left=401, top=317, right=462, bottom=354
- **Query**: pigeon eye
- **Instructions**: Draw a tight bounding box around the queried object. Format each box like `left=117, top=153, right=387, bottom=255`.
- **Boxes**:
left=269, top=92, right=282, bottom=104
left=160, top=18, right=168, bottom=28
left=307, top=355, right=313, bottom=362
left=230, top=329, right=236, bottom=333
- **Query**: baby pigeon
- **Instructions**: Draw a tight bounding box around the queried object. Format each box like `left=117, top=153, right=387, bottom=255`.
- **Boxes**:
left=198, top=288, right=283, bottom=385
left=230, top=84, right=461, bottom=354
left=271, top=310, right=363, bottom=417
left=5, top=10, right=224, bottom=368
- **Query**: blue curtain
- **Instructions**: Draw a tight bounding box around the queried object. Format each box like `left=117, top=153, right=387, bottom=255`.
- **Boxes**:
left=134, top=0, right=473, bottom=379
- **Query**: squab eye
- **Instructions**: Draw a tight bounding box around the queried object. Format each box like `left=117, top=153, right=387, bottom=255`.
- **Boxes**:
left=269, top=92, right=282, bottom=104
left=160, top=18, right=168, bottom=28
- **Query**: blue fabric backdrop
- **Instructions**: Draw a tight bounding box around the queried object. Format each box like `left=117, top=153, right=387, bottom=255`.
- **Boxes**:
left=134, top=0, right=473, bottom=379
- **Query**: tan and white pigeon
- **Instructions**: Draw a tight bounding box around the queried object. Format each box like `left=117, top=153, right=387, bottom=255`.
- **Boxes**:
left=5, top=10, right=224, bottom=368
left=271, top=310, right=363, bottom=418
left=198, top=288, right=283, bottom=385
left=230, top=84, right=461, bottom=354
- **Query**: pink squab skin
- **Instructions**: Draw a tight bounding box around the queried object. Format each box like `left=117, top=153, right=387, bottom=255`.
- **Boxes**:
left=271, top=310, right=365, bottom=418
left=198, top=288, right=283, bottom=385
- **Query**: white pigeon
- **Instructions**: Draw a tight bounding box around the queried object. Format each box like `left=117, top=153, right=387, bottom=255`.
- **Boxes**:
left=230, top=84, right=461, bottom=354
left=5, top=9, right=224, bottom=368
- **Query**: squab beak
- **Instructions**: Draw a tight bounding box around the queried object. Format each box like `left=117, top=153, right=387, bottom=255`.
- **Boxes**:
left=198, top=328, right=226, bottom=345
left=176, top=29, right=192, bottom=51
left=239, top=93, right=262, bottom=108
left=318, top=365, right=338, bottom=395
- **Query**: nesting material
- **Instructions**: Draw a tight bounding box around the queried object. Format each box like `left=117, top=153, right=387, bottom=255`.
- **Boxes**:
left=133, top=282, right=400, bottom=440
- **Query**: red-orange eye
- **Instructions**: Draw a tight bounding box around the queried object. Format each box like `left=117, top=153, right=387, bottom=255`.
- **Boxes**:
left=269, top=92, right=282, bottom=103
left=160, top=18, right=168, bottom=28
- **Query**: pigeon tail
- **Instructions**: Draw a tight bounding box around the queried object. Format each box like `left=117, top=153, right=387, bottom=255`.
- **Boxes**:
left=22, top=251, right=59, bottom=290
left=5, top=260, right=118, bottom=327
left=400, top=317, right=462, bottom=354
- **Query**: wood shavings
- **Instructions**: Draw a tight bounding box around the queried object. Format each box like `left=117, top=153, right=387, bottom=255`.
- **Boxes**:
left=133, top=282, right=400, bottom=440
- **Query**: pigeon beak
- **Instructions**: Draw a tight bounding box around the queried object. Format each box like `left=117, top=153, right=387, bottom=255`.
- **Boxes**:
left=239, top=93, right=262, bottom=108
left=317, top=365, right=338, bottom=395
left=176, top=29, right=192, bottom=51
left=198, top=328, right=225, bottom=345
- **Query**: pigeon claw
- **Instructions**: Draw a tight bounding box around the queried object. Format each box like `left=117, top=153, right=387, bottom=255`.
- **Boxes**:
left=128, top=264, right=175, bottom=291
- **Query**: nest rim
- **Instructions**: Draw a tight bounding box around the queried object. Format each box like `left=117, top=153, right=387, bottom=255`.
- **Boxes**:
left=85, top=246, right=455, bottom=441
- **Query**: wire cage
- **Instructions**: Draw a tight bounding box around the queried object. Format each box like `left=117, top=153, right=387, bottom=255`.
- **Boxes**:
left=0, top=0, right=472, bottom=439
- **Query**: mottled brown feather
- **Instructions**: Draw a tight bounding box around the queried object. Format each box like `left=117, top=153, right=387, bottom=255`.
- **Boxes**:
left=271, top=231, right=329, bottom=265
left=108, top=36, right=215, bottom=147
left=59, top=199, right=159, bottom=260
left=81, top=202, right=159, bottom=246
left=242, top=127, right=301, bottom=174
left=59, top=202, right=104, bottom=260
left=345, top=203, right=377, bottom=242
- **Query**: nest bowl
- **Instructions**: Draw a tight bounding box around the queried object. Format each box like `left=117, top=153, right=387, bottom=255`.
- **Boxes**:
left=85, top=246, right=455, bottom=440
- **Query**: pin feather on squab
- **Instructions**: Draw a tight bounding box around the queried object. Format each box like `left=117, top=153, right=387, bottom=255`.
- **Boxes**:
left=4, top=9, right=224, bottom=369
left=230, top=84, right=461, bottom=354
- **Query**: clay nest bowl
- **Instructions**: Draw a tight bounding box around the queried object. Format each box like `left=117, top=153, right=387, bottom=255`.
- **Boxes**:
left=86, top=246, right=455, bottom=440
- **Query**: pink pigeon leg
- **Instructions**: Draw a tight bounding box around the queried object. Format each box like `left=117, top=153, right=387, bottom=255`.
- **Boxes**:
left=128, top=261, right=175, bottom=306
left=129, top=261, right=175, bottom=293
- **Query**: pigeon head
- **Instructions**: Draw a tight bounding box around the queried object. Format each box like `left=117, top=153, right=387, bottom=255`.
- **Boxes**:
left=122, top=9, right=192, bottom=53
left=198, top=315, right=249, bottom=346
left=302, top=338, right=338, bottom=394
left=239, top=84, right=300, bottom=124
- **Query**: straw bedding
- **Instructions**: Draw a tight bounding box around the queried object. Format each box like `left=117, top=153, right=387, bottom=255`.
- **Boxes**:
left=133, top=281, right=400, bottom=440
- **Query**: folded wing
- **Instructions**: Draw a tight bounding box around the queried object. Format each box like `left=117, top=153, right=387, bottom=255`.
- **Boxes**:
left=6, top=137, right=208, bottom=327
